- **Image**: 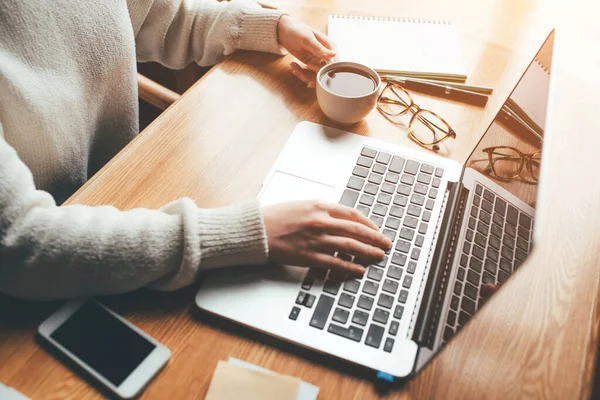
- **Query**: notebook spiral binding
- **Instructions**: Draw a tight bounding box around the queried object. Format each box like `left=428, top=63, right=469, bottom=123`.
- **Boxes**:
left=331, top=15, right=451, bottom=25
left=534, top=59, right=550, bottom=74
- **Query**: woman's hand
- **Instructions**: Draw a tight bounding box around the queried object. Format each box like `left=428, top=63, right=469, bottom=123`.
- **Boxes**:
left=277, top=15, right=336, bottom=88
left=262, top=200, right=391, bottom=275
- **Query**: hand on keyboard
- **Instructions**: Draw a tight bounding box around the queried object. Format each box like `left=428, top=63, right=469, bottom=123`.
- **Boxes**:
left=263, top=200, right=392, bottom=274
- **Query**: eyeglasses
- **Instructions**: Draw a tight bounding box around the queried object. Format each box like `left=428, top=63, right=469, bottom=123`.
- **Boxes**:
left=376, top=82, right=457, bottom=150
left=482, top=146, right=541, bottom=184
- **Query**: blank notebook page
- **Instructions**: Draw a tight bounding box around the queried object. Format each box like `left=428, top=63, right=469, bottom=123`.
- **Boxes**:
left=328, top=15, right=467, bottom=81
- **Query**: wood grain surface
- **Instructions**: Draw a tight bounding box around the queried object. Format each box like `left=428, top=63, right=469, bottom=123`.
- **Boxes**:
left=2, top=0, right=600, bottom=399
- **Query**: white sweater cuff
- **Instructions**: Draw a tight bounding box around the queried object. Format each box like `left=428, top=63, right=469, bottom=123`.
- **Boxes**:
left=237, top=8, right=287, bottom=55
left=197, top=200, right=269, bottom=269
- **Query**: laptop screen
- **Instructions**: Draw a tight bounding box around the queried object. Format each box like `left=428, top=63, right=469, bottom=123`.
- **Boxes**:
left=463, top=32, right=553, bottom=210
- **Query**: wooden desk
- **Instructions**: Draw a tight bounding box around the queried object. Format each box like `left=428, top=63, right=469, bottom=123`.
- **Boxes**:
left=2, top=0, right=600, bottom=398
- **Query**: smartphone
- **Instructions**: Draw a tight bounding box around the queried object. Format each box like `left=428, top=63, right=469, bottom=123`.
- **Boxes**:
left=38, top=299, right=170, bottom=399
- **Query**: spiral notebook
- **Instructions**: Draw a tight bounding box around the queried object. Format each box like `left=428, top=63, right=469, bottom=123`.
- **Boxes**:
left=328, top=15, right=468, bottom=82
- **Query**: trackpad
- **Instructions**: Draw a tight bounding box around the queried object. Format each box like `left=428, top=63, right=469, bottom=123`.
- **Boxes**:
left=260, top=171, right=335, bottom=206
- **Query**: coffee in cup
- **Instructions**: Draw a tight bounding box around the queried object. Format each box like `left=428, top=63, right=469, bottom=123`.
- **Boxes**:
left=316, top=61, right=381, bottom=125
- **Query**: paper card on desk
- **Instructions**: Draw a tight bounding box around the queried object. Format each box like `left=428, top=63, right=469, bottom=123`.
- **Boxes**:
left=228, top=357, right=320, bottom=400
left=205, top=361, right=301, bottom=400
left=0, top=382, right=29, bottom=400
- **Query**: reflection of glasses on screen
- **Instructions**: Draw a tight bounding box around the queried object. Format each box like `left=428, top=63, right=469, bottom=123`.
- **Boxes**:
left=377, top=82, right=456, bottom=150
left=482, top=146, right=541, bottom=184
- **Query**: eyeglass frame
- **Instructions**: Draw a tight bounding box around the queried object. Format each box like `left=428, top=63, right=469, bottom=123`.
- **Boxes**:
left=376, top=81, right=457, bottom=148
left=482, top=146, right=541, bottom=184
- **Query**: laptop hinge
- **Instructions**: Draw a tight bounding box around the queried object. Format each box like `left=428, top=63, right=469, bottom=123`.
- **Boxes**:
left=412, top=182, right=468, bottom=348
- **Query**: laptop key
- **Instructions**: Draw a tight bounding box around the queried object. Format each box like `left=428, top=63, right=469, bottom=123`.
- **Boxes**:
left=390, top=205, right=405, bottom=218
left=404, top=160, right=420, bottom=175
left=376, top=152, right=392, bottom=165
left=386, top=216, right=401, bottom=230
left=447, top=310, right=457, bottom=326
left=397, top=184, right=411, bottom=196
left=435, top=167, right=444, bottom=177
left=323, top=280, right=341, bottom=295
left=479, top=210, right=491, bottom=225
left=417, top=173, right=431, bottom=185
left=356, top=205, right=370, bottom=217
left=450, top=295, right=459, bottom=310
left=301, top=276, right=313, bottom=290
left=352, top=310, right=369, bottom=326
left=373, top=308, right=390, bottom=324
left=369, top=215, right=383, bottom=228
left=383, top=279, right=399, bottom=294
left=365, top=324, right=385, bottom=349
left=332, top=308, right=349, bottom=324
left=361, top=147, right=377, bottom=158
left=401, top=174, right=415, bottom=185
left=357, top=295, right=374, bottom=311
left=400, top=227, right=415, bottom=241
left=477, top=221, right=489, bottom=235
left=443, top=327, right=454, bottom=342
left=368, top=173, right=383, bottom=185
left=415, top=235, right=424, bottom=248
left=378, top=293, right=394, bottom=309
left=432, top=177, right=441, bottom=188
left=481, top=199, right=493, bottom=214
left=464, top=283, right=478, bottom=300
left=488, top=247, right=499, bottom=262
left=473, top=194, right=481, bottom=207
left=307, top=267, right=327, bottom=280
left=407, top=204, right=421, bottom=217
left=454, top=281, right=462, bottom=296
left=403, top=275, right=413, bottom=289
left=377, top=193, right=392, bottom=205
left=482, top=271, right=495, bottom=285
left=491, top=223, right=502, bottom=238
left=296, top=291, right=307, bottom=305
left=414, top=183, right=428, bottom=195
left=403, top=216, right=418, bottom=229
left=305, top=294, right=316, bottom=308
left=422, top=211, right=432, bottom=222
left=373, top=163, right=387, bottom=175
left=500, top=258, right=512, bottom=274
left=498, top=270, right=510, bottom=283
left=483, top=189, right=495, bottom=203
left=467, top=270, right=480, bottom=286
left=503, top=235, right=515, bottom=249
left=338, top=293, right=355, bottom=309
left=472, top=244, right=484, bottom=260
left=418, top=222, right=428, bottom=235
left=367, top=266, right=384, bottom=282
left=394, top=304, right=404, bottom=319
left=387, top=266, right=403, bottom=280
left=289, top=307, right=301, bottom=321
left=343, top=279, right=361, bottom=294
left=384, top=337, right=395, bottom=353
left=461, top=297, right=476, bottom=315
left=385, top=172, right=400, bottom=184
left=396, top=239, right=411, bottom=253
left=494, top=198, right=507, bottom=216
left=347, top=176, right=365, bottom=191
left=425, top=199, right=435, bottom=210
left=505, top=223, right=516, bottom=237
left=458, top=311, right=470, bottom=326
left=489, top=235, right=501, bottom=250
left=389, top=156, right=406, bottom=173
left=429, top=188, right=438, bottom=199
left=515, top=248, right=527, bottom=262
left=469, top=257, right=482, bottom=273
left=364, top=183, right=378, bottom=195
left=352, top=165, right=369, bottom=178
left=382, top=228, right=396, bottom=243
left=407, top=261, right=417, bottom=274
left=389, top=320, right=400, bottom=336
left=309, top=295, right=335, bottom=329
left=518, top=226, right=530, bottom=240
left=381, top=183, right=396, bottom=194
left=519, top=213, right=532, bottom=229
left=411, top=248, right=421, bottom=261
left=458, top=267, right=466, bottom=281
left=360, top=194, right=375, bottom=206
left=507, top=205, right=519, bottom=226
left=339, top=189, right=359, bottom=208
left=468, top=217, right=476, bottom=230
left=373, top=204, right=387, bottom=216
left=363, top=280, right=379, bottom=296
left=484, top=258, right=497, bottom=275
left=474, top=232, right=486, bottom=248
left=328, top=323, right=363, bottom=342
left=398, top=290, right=409, bottom=304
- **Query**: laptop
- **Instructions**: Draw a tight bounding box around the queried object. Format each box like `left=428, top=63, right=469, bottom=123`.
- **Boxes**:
left=196, top=32, right=554, bottom=379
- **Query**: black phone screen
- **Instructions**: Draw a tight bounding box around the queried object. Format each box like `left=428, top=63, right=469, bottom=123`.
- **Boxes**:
left=50, top=302, right=156, bottom=386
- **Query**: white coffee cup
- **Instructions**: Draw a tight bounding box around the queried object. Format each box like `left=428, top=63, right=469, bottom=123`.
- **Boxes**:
left=316, top=61, right=381, bottom=125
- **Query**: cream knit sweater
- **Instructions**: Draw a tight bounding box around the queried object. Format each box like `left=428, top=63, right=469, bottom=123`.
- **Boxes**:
left=0, top=0, right=286, bottom=300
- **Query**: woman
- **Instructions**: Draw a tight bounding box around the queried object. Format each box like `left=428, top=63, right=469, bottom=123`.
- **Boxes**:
left=0, top=0, right=390, bottom=300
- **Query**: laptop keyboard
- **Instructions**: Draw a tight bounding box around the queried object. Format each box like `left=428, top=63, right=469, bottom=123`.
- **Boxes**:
left=289, top=147, right=444, bottom=353
left=441, top=183, right=533, bottom=344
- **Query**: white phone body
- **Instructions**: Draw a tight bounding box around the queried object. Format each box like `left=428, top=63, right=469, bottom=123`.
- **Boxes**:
left=38, top=299, right=170, bottom=399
